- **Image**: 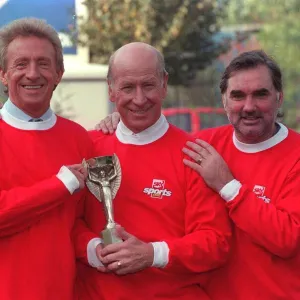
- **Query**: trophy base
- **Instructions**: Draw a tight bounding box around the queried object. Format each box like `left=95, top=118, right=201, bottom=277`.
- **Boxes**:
left=102, top=228, right=123, bottom=246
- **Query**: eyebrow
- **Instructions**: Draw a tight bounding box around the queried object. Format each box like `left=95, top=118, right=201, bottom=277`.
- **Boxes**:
left=119, top=78, right=157, bottom=85
left=230, top=88, right=270, bottom=97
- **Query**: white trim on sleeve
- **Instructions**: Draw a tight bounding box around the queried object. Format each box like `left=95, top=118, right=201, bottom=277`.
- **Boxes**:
left=219, top=179, right=242, bottom=202
left=56, top=166, right=80, bottom=195
left=87, top=238, right=104, bottom=268
left=151, top=241, right=169, bottom=268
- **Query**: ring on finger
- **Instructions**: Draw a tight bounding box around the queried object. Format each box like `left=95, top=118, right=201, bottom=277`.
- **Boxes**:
left=117, top=261, right=122, bottom=268
left=196, top=157, right=202, bottom=164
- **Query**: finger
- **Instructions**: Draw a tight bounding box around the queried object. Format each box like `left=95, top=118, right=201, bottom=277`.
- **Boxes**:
left=97, top=266, right=109, bottom=273
left=104, top=115, right=115, bottom=134
left=115, top=225, right=132, bottom=241
left=97, top=120, right=109, bottom=134
left=194, top=139, right=216, bottom=154
left=182, top=147, right=203, bottom=164
left=183, top=158, right=203, bottom=173
left=115, top=267, right=130, bottom=276
left=186, top=141, right=210, bottom=157
left=101, top=243, right=123, bottom=257
left=112, top=112, right=120, bottom=130
left=107, top=260, right=123, bottom=272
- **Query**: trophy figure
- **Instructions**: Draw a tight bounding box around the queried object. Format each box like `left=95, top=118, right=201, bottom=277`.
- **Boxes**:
left=83, top=154, right=122, bottom=246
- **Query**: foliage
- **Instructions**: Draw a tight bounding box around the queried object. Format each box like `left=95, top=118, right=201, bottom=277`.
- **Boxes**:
left=77, top=0, right=229, bottom=86
left=224, top=0, right=300, bottom=129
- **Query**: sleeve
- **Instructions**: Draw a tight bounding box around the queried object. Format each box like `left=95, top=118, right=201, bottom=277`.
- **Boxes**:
left=163, top=165, right=232, bottom=274
left=227, top=161, right=300, bottom=259
left=0, top=176, right=70, bottom=237
left=72, top=190, right=100, bottom=265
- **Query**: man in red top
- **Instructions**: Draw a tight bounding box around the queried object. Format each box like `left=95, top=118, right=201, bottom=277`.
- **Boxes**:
left=74, top=42, right=231, bottom=300
left=0, top=18, right=93, bottom=300
left=182, top=50, right=300, bottom=300
left=98, top=50, right=300, bottom=299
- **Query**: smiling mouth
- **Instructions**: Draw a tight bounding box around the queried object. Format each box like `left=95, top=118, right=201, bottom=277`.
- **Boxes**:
left=129, top=108, right=151, bottom=114
left=241, top=117, right=261, bottom=123
left=22, top=85, right=43, bottom=89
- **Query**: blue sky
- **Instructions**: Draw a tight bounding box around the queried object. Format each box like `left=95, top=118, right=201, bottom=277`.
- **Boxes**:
left=0, top=0, right=76, bottom=54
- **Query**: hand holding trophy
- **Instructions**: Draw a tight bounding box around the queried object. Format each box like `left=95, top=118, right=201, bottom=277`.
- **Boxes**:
left=83, top=154, right=122, bottom=246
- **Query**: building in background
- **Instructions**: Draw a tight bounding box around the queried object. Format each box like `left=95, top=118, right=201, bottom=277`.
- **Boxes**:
left=0, top=0, right=110, bottom=129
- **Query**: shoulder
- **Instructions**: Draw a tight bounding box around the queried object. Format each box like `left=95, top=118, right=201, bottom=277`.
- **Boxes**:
left=160, top=124, right=195, bottom=150
left=56, top=116, right=88, bottom=135
left=55, top=116, right=93, bottom=148
left=287, top=127, right=300, bottom=142
left=193, top=125, right=233, bottom=142
left=167, top=124, right=193, bottom=142
left=88, top=130, right=115, bottom=143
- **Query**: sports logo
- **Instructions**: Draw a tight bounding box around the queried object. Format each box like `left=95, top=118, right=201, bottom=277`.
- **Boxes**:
left=253, top=185, right=270, bottom=203
left=253, top=185, right=265, bottom=197
left=143, top=179, right=172, bottom=199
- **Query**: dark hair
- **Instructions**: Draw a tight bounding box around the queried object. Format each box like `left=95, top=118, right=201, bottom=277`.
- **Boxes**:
left=219, top=50, right=282, bottom=94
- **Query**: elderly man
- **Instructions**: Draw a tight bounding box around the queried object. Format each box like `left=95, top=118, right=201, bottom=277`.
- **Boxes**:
left=74, top=42, right=231, bottom=300
left=98, top=50, right=300, bottom=299
left=0, top=18, right=93, bottom=300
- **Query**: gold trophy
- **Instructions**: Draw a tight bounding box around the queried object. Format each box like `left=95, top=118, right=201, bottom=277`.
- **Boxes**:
left=83, top=154, right=122, bottom=246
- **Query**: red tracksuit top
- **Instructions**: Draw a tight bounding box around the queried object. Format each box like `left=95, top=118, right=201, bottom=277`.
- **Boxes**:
left=198, top=124, right=300, bottom=300
left=0, top=116, right=93, bottom=300
left=74, top=123, right=232, bottom=300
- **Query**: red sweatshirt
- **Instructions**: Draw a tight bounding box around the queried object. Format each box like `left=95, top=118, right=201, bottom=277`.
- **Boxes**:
left=74, top=122, right=231, bottom=300
left=197, top=124, right=300, bottom=300
left=0, top=115, right=93, bottom=300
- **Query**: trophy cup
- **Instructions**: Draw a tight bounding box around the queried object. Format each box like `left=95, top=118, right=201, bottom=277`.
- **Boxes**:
left=83, top=154, right=122, bottom=246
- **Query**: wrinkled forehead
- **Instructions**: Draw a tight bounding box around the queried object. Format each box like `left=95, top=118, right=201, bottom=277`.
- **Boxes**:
left=227, top=66, right=275, bottom=94
left=6, top=36, right=56, bottom=60
left=112, top=48, right=159, bottom=79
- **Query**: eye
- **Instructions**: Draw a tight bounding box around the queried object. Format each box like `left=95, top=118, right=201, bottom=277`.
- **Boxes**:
left=256, top=92, right=268, bottom=98
left=231, top=94, right=244, bottom=101
left=121, top=86, right=133, bottom=93
left=16, top=62, right=27, bottom=69
left=143, top=83, right=155, bottom=90
left=39, top=61, right=50, bottom=67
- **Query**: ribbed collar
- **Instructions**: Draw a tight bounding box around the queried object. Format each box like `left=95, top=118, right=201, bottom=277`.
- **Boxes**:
left=116, top=114, right=169, bottom=145
left=233, top=123, right=288, bottom=153
left=5, top=98, right=53, bottom=121
left=1, top=100, right=56, bottom=131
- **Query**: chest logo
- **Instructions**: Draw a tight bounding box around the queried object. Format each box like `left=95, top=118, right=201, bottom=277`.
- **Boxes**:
left=143, top=179, right=172, bottom=199
left=253, top=185, right=270, bottom=203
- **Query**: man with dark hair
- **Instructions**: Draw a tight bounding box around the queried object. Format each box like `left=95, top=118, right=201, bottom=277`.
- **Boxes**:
left=98, top=50, right=300, bottom=299
left=183, top=50, right=300, bottom=299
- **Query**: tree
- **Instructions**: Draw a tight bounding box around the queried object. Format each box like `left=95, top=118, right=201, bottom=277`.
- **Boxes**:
left=224, top=0, right=300, bottom=129
left=77, top=0, right=229, bottom=86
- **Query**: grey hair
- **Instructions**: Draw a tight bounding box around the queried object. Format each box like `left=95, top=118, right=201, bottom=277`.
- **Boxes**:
left=107, top=45, right=167, bottom=84
left=0, top=18, right=64, bottom=72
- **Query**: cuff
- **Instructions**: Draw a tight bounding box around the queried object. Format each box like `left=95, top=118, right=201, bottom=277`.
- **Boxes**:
left=56, top=166, right=80, bottom=195
left=87, top=238, right=104, bottom=268
left=219, top=179, right=242, bottom=202
left=151, top=241, right=169, bottom=268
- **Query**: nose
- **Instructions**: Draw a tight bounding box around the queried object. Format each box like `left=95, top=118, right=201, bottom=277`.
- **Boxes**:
left=243, top=96, right=257, bottom=112
left=25, top=62, right=41, bottom=81
left=132, top=86, right=147, bottom=106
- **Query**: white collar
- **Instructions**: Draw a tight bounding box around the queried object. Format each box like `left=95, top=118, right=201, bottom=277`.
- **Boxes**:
left=0, top=105, right=57, bottom=131
left=116, top=114, right=169, bottom=145
left=233, top=123, right=288, bottom=153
